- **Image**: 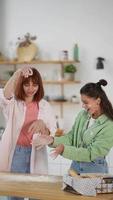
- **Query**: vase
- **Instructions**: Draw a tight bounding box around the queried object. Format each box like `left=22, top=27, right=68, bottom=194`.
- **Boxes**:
left=64, top=73, right=75, bottom=81
left=73, top=43, right=79, bottom=61
left=17, top=43, right=38, bottom=62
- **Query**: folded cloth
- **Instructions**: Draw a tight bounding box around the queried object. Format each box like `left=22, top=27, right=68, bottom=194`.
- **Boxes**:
left=32, top=134, right=53, bottom=149
left=31, top=134, right=48, bottom=174
left=63, top=174, right=101, bottom=196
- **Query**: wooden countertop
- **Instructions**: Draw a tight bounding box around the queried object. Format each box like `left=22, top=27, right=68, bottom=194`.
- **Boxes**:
left=0, top=172, right=113, bottom=200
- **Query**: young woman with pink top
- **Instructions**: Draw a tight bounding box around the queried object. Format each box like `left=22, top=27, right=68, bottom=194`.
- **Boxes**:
left=0, top=67, right=56, bottom=200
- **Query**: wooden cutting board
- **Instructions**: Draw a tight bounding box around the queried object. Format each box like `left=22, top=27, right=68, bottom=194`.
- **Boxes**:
left=0, top=172, right=112, bottom=200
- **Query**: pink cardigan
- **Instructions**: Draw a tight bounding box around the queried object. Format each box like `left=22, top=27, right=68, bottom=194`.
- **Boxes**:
left=0, top=89, right=56, bottom=174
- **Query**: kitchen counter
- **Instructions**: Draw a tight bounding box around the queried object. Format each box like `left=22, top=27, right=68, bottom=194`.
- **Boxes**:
left=0, top=172, right=112, bottom=200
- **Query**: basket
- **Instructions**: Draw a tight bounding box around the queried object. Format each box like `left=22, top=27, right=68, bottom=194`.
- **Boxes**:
left=63, top=173, right=113, bottom=196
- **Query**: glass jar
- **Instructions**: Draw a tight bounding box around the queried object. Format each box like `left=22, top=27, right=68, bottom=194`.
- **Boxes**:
left=60, top=50, right=68, bottom=60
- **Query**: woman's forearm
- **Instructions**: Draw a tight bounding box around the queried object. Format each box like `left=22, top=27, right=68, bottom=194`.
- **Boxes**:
left=3, top=69, right=21, bottom=99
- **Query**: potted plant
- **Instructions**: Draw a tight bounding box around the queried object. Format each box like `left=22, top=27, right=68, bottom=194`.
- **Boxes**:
left=64, top=64, right=77, bottom=81
left=16, top=32, right=38, bottom=62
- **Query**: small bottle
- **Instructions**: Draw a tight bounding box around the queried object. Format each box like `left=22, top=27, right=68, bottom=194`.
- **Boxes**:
left=73, top=43, right=79, bottom=61
left=71, top=95, right=79, bottom=103
left=62, top=50, right=68, bottom=60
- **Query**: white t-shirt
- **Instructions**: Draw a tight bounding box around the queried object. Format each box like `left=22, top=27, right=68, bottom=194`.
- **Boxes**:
left=87, top=117, right=95, bottom=128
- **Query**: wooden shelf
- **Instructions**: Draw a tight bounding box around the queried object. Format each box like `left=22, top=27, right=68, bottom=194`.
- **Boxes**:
left=43, top=80, right=80, bottom=84
left=0, top=80, right=80, bottom=90
left=0, top=59, right=80, bottom=65
left=0, top=80, right=6, bottom=86
left=0, top=59, right=80, bottom=117
left=0, top=79, right=80, bottom=87
left=49, top=100, right=80, bottom=117
left=49, top=100, right=80, bottom=105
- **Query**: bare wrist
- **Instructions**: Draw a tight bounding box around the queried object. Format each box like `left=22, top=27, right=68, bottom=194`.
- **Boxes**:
left=50, top=136, right=54, bottom=144
left=60, top=144, right=64, bottom=154
left=46, top=128, right=50, bottom=135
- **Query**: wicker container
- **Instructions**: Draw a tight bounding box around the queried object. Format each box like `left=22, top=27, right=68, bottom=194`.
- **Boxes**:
left=63, top=174, right=113, bottom=196
left=17, top=43, right=38, bottom=62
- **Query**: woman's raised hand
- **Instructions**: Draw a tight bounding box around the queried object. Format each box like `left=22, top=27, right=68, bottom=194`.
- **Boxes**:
left=21, top=66, right=33, bottom=78
left=4, top=66, right=33, bottom=100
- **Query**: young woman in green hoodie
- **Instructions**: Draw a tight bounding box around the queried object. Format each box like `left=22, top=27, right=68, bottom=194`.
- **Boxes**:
left=33, top=79, right=113, bottom=174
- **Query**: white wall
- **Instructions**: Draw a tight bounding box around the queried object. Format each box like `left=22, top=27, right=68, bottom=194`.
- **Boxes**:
left=1, top=0, right=113, bottom=95
left=1, top=0, right=113, bottom=125
left=1, top=0, right=113, bottom=175
left=0, top=0, right=6, bottom=50
left=1, top=0, right=113, bottom=96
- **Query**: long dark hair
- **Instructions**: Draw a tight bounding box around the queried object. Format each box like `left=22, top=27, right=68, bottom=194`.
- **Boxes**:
left=80, top=79, right=113, bottom=120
